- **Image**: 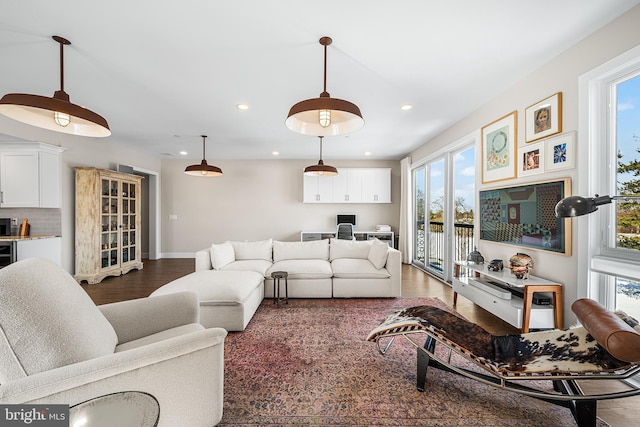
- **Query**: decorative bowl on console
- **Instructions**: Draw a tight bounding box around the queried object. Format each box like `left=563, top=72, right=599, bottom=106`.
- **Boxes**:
left=509, top=253, right=533, bottom=279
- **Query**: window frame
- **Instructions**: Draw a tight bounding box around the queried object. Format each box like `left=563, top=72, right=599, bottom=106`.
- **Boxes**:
left=578, top=44, right=640, bottom=307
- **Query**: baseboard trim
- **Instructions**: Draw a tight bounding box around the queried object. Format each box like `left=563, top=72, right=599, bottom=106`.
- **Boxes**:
left=159, top=252, right=196, bottom=258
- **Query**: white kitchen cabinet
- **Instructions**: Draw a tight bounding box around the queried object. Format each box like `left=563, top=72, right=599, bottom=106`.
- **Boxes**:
left=332, top=169, right=362, bottom=203
left=16, top=237, right=62, bottom=265
left=303, top=174, right=334, bottom=202
left=360, top=168, right=391, bottom=203
left=0, top=142, right=65, bottom=208
left=302, top=168, right=391, bottom=203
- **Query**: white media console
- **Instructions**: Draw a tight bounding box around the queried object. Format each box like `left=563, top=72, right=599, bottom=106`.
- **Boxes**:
left=452, top=260, right=563, bottom=332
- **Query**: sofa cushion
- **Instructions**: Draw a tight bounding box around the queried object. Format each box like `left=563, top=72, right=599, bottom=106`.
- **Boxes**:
left=331, top=258, right=391, bottom=279
left=368, top=239, right=389, bottom=269
left=273, top=239, right=329, bottom=261
left=229, top=239, right=273, bottom=261
left=329, top=238, right=372, bottom=260
left=211, top=242, right=235, bottom=270
left=0, top=258, right=118, bottom=382
left=220, top=259, right=272, bottom=276
left=268, top=259, right=333, bottom=279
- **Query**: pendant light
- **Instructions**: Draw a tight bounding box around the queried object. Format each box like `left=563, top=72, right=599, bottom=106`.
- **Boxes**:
left=304, top=136, right=338, bottom=176
left=184, top=135, right=223, bottom=177
left=286, top=36, right=364, bottom=136
left=0, top=36, right=111, bottom=137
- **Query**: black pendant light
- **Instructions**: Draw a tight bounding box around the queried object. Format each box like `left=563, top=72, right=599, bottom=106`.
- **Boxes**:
left=286, top=36, right=364, bottom=136
left=304, top=136, right=338, bottom=176
left=184, top=135, right=223, bottom=177
left=0, top=36, right=111, bottom=137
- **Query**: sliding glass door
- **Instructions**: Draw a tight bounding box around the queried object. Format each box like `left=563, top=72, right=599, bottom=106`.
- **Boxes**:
left=412, top=140, right=475, bottom=282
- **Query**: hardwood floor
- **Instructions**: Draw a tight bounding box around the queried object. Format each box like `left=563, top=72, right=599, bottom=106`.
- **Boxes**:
left=81, top=259, right=638, bottom=426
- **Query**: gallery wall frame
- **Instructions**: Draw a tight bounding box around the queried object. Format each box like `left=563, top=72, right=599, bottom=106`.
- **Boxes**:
left=479, top=178, right=571, bottom=255
left=545, top=131, right=576, bottom=171
left=518, top=141, right=545, bottom=177
left=525, top=92, right=562, bottom=142
left=481, top=111, right=517, bottom=184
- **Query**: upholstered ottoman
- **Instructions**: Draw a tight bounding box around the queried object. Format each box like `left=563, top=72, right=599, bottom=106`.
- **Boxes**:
left=150, top=270, right=264, bottom=331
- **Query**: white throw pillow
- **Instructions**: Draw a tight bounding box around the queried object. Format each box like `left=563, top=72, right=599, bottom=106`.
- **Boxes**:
left=229, top=239, right=273, bottom=261
left=368, top=239, right=389, bottom=269
left=329, top=238, right=372, bottom=260
left=211, top=242, right=235, bottom=270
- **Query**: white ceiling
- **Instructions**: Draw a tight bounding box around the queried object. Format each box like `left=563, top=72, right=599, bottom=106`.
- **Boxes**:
left=1, top=0, right=638, bottom=160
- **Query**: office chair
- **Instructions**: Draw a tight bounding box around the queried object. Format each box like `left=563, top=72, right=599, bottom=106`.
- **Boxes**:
left=336, top=223, right=355, bottom=240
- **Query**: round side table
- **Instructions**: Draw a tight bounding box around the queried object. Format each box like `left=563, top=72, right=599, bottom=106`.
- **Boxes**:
left=270, top=271, right=288, bottom=306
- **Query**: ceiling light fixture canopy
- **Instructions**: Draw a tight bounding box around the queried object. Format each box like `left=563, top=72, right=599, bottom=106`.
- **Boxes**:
left=0, top=35, right=111, bottom=137
left=184, top=135, right=223, bottom=177
left=304, top=136, right=338, bottom=176
left=555, top=194, right=640, bottom=217
left=286, top=36, right=364, bottom=136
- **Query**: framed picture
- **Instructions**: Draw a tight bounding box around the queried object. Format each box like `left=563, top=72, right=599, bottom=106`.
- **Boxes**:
left=518, top=141, right=545, bottom=177
left=525, top=92, right=562, bottom=142
left=481, top=111, right=517, bottom=184
left=479, top=178, right=571, bottom=255
left=545, top=132, right=575, bottom=171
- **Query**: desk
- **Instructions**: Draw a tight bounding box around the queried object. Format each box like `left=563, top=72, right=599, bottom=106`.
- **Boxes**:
left=301, top=230, right=394, bottom=247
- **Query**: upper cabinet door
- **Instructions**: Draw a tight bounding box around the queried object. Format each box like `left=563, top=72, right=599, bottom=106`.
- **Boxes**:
left=0, top=152, right=39, bottom=207
left=361, top=168, right=391, bottom=203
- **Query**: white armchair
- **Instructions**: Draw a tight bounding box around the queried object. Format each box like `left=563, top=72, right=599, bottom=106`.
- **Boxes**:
left=0, top=258, right=227, bottom=427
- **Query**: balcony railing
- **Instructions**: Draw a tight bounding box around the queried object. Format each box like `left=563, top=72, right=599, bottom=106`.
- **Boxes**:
left=416, top=221, right=474, bottom=273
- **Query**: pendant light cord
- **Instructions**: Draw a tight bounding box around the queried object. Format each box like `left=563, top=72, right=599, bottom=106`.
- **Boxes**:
left=59, top=39, right=65, bottom=92
left=319, top=136, right=324, bottom=161
left=201, top=135, right=207, bottom=159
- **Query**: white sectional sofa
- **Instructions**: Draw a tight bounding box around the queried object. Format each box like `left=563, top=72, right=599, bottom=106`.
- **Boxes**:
left=195, top=238, right=401, bottom=298
left=151, top=238, right=401, bottom=331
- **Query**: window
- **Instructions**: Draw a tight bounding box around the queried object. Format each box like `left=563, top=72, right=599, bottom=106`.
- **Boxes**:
left=581, top=46, right=640, bottom=316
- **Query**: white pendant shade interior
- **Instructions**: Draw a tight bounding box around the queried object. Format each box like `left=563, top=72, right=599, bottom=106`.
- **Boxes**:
left=0, top=36, right=111, bottom=138
left=184, top=135, right=223, bottom=177
left=286, top=36, right=363, bottom=136
left=304, top=136, right=338, bottom=176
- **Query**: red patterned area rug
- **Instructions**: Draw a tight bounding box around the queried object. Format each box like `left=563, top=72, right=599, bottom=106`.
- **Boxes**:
left=220, top=297, right=606, bottom=426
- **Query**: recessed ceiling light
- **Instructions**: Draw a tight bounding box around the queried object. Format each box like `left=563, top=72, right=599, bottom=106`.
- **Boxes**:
left=179, top=151, right=187, bottom=155
left=400, top=104, right=412, bottom=111
left=364, top=152, right=372, bottom=156
left=237, top=104, right=249, bottom=110
left=272, top=151, right=280, bottom=156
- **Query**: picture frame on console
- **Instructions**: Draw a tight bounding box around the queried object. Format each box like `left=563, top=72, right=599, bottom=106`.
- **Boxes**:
left=481, top=111, right=517, bottom=184
left=479, top=178, right=571, bottom=255
left=525, top=92, right=562, bottom=142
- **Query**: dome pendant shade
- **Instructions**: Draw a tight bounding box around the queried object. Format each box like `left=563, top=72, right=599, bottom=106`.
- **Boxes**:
left=0, top=36, right=111, bottom=138
left=184, top=135, right=223, bottom=177
left=286, top=36, right=363, bottom=136
left=304, top=136, right=338, bottom=176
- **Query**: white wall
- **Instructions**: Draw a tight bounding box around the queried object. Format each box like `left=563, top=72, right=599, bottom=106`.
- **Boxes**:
left=160, top=159, right=400, bottom=256
left=409, top=5, right=640, bottom=324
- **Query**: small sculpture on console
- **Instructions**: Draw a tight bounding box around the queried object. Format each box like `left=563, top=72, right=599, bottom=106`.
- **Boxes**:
left=488, top=259, right=504, bottom=272
left=466, top=247, right=485, bottom=264
left=509, top=253, right=534, bottom=279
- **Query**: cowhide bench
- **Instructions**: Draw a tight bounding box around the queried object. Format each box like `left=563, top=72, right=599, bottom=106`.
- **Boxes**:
left=150, top=270, right=264, bottom=331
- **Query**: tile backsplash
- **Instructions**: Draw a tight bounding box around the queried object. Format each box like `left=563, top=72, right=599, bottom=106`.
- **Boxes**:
left=0, top=208, right=62, bottom=235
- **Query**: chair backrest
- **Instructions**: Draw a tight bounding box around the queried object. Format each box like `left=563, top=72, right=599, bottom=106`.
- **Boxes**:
left=0, top=258, right=118, bottom=383
left=336, top=223, right=355, bottom=240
